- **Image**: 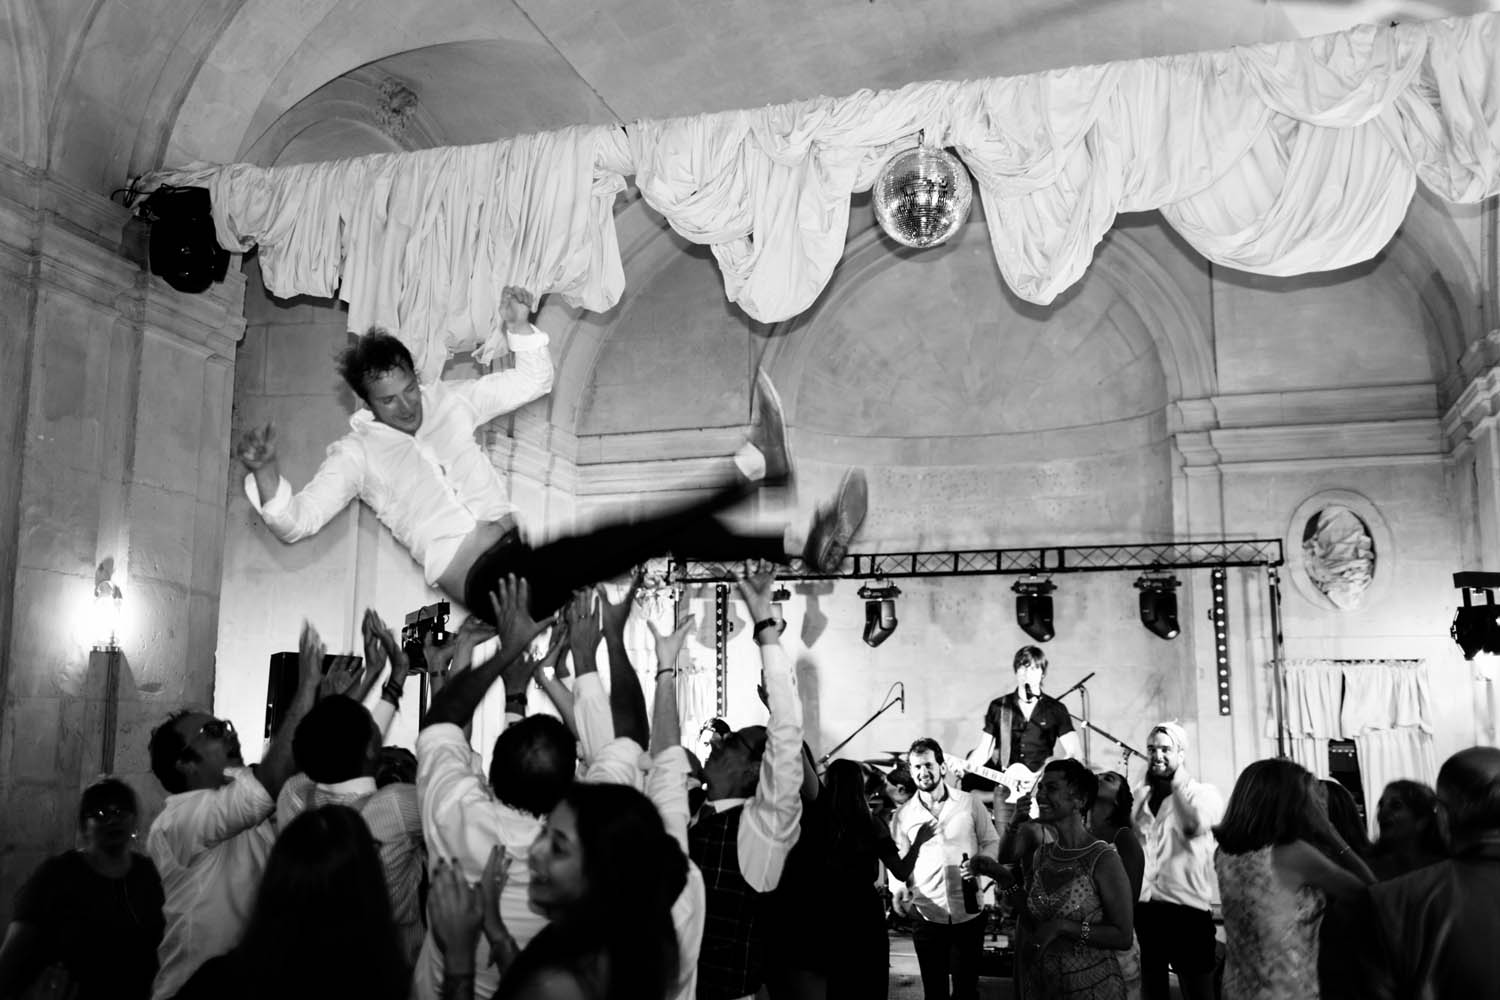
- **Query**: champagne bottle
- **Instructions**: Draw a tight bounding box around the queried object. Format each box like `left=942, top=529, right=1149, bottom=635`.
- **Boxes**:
left=960, top=852, right=980, bottom=914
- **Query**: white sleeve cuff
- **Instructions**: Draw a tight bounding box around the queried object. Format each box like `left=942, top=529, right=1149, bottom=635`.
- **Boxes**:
left=474, top=323, right=550, bottom=365
left=244, top=472, right=292, bottom=514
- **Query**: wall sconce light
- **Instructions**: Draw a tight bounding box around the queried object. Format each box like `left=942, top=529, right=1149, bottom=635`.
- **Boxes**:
left=858, top=579, right=901, bottom=648
left=1453, top=572, right=1500, bottom=660
left=1135, top=573, right=1181, bottom=640
left=92, top=560, right=124, bottom=652
left=1013, top=577, right=1056, bottom=643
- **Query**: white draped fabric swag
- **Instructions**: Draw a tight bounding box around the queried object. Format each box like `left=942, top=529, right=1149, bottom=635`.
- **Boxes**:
left=150, top=14, right=1500, bottom=377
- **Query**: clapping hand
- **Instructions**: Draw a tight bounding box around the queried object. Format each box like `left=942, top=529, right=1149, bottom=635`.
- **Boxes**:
left=297, top=621, right=326, bottom=696
left=428, top=859, right=483, bottom=969
left=318, top=653, right=363, bottom=699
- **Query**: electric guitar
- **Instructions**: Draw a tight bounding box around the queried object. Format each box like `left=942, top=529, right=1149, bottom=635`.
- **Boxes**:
left=949, top=759, right=1043, bottom=804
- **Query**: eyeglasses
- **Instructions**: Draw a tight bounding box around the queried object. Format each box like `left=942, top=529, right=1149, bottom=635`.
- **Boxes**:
left=192, top=718, right=237, bottom=743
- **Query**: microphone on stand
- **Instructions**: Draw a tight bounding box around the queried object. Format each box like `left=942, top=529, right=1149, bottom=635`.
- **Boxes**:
left=896, top=682, right=906, bottom=712
left=1054, top=672, right=1096, bottom=700
left=1023, top=683, right=1036, bottom=702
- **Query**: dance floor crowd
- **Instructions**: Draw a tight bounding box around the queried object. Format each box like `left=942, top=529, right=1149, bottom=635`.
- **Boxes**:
left=1, top=566, right=1495, bottom=1000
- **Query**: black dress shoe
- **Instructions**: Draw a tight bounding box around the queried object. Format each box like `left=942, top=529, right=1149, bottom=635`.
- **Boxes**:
left=804, top=469, right=868, bottom=573
left=749, top=368, right=793, bottom=490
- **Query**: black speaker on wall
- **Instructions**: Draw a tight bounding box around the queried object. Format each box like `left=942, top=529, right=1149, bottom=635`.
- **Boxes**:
left=264, top=652, right=360, bottom=738
left=142, top=186, right=230, bottom=294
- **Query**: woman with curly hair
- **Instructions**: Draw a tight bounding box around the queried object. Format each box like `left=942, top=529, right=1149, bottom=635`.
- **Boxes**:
left=1368, top=779, right=1445, bottom=880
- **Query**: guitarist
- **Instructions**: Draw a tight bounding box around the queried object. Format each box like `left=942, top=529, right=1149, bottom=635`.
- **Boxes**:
left=965, top=646, right=1080, bottom=855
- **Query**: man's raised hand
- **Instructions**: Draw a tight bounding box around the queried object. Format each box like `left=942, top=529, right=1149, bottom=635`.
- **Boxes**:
left=486, top=575, right=554, bottom=659
left=565, top=589, right=603, bottom=663
left=596, top=569, right=643, bottom=639
left=297, top=621, right=326, bottom=695
left=647, top=615, right=696, bottom=672
left=500, top=286, right=535, bottom=331
left=735, top=559, right=778, bottom=622
left=235, top=421, right=278, bottom=471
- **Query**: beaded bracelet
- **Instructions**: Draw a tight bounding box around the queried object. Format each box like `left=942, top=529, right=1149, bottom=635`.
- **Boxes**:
left=381, top=679, right=404, bottom=705
left=1078, top=918, right=1092, bottom=947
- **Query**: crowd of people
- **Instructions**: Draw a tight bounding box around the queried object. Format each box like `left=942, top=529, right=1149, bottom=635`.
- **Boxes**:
left=3, top=570, right=1498, bottom=1000
left=3, top=310, right=1495, bottom=1000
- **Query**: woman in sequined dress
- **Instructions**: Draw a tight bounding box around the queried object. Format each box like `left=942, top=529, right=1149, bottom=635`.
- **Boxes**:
left=968, top=760, right=1139, bottom=999
left=1212, top=759, right=1374, bottom=1000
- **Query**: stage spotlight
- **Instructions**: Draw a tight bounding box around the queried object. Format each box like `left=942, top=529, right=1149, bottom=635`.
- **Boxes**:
left=858, top=579, right=901, bottom=648
left=1136, top=574, right=1181, bottom=640
left=770, top=585, right=791, bottom=635
left=1012, top=578, right=1056, bottom=643
left=1452, top=572, right=1500, bottom=660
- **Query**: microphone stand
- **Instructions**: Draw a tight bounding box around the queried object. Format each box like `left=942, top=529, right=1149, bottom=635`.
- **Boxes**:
left=817, top=683, right=903, bottom=766
left=1053, top=672, right=1144, bottom=770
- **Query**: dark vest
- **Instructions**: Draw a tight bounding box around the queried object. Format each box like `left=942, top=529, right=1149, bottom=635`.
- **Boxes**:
left=688, top=805, right=764, bottom=1000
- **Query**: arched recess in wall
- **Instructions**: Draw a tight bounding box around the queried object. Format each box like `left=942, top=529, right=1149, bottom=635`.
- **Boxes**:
left=754, top=215, right=1212, bottom=453
left=241, top=71, right=442, bottom=166
left=0, top=0, right=46, bottom=166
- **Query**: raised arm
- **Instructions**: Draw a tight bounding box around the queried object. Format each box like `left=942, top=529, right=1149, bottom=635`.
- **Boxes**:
left=648, top=615, right=695, bottom=756
left=423, top=577, right=551, bottom=730
left=462, top=287, right=555, bottom=422
left=737, top=562, right=805, bottom=893
left=597, top=573, right=648, bottom=747
left=255, top=621, right=324, bottom=800
left=238, top=424, right=364, bottom=543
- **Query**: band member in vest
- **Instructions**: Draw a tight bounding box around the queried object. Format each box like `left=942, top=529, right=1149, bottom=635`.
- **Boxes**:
left=688, top=563, right=805, bottom=1000
left=966, top=646, right=1080, bottom=850
left=235, top=287, right=868, bottom=623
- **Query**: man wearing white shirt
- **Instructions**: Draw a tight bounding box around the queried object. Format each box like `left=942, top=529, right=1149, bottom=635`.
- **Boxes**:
left=688, top=564, right=804, bottom=1000
left=1131, top=721, right=1224, bottom=1000
left=144, top=623, right=322, bottom=999
left=235, top=286, right=869, bottom=624
left=412, top=577, right=574, bottom=1000
left=895, top=737, right=1000, bottom=1000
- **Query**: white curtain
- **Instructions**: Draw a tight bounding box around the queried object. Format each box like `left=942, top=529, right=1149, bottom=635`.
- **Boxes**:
left=148, top=14, right=1500, bottom=376
left=1277, top=658, right=1436, bottom=839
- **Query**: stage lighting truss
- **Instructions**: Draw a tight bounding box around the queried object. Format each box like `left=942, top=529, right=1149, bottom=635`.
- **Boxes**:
left=1012, top=577, right=1056, bottom=643
left=1135, top=573, right=1181, bottom=641
left=1211, top=568, right=1230, bottom=715
left=858, top=579, right=901, bottom=648
left=1452, top=572, right=1500, bottom=661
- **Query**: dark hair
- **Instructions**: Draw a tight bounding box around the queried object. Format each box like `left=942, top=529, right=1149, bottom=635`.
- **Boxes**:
left=337, top=329, right=416, bottom=402
left=1437, top=747, right=1500, bottom=842
left=1214, top=758, right=1321, bottom=855
left=78, top=777, right=138, bottom=827
left=885, top=765, right=917, bottom=797
left=238, top=805, right=408, bottom=1000
left=489, top=715, right=577, bottom=816
left=1014, top=646, right=1049, bottom=675
left=1372, top=779, right=1445, bottom=857
left=375, top=746, right=417, bottom=788
left=702, top=718, right=731, bottom=738
left=149, top=710, right=195, bottom=794
left=1319, top=779, right=1372, bottom=856
left=499, top=784, right=686, bottom=1000
left=292, top=697, right=377, bottom=784
left=825, top=760, right=877, bottom=854
left=1043, top=759, right=1098, bottom=817
left=1095, top=770, right=1133, bottom=830
left=908, top=737, right=944, bottom=765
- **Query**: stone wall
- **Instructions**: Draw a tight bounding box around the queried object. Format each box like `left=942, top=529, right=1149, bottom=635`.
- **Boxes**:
left=0, top=154, right=245, bottom=922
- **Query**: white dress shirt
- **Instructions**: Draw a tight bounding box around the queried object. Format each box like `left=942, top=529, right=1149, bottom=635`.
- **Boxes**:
left=245, top=327, right=553, bottom=585
left=275, top=773, right=426, bottom=963
left=893, top=784, right=1000, bottom=925
left=413, top=722, right=546, bottom=1000
left=1132, top=778, right=1225, bottom=909
left=586, top=736, right=706, bottom=1000
left=696, top=640, right=805, bottom=894
left=147, top=767, right=276, bottom=1000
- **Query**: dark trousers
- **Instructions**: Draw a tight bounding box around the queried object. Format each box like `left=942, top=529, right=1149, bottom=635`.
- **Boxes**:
left=911, top=913, right=986, bottom=1000
left=1135, top=900, right=1217, bottom=1000
left=465, top=481, right=785, bottom=621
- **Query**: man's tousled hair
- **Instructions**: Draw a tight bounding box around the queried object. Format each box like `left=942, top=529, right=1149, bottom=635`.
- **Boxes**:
left=337, top=328, right=416, bottom=402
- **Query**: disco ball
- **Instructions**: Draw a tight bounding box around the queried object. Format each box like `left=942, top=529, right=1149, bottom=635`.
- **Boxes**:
left=872, top=146, right=974, bottom=249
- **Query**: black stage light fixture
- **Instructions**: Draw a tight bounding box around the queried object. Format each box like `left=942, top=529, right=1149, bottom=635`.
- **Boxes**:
left=770, top=585, right=792, bottom=635
left=1136, top=574, right=1181, bottom=640
left=1452, top=572, right=1500, bottom=660
left=1012, top=577, right=1056, bottom=643
left=858, top=579, right=901, bottom=648
left=140, top=186, right=230, bottom=294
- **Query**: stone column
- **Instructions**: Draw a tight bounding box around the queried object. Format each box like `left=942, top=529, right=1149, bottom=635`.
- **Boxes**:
left=0, top=157, right=244, bottom=921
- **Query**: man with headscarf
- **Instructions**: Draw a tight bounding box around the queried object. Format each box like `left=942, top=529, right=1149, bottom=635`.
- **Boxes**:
left=1365, top=746, right=1500, bottom=998
left=1131, top=721, right=1223, bottom=1000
